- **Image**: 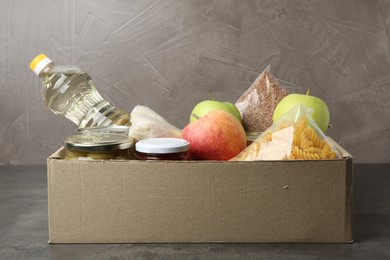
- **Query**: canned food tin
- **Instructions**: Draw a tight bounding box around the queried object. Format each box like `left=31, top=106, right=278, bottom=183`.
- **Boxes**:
left=64, top=133, right=133, bottom=160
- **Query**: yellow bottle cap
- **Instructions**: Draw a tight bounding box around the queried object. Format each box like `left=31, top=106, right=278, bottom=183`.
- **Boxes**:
left=30, top=54, right=53, bottom=76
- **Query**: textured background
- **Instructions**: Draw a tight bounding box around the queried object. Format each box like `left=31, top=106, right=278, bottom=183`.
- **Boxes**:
left=0, top=0, right=389, bottom=165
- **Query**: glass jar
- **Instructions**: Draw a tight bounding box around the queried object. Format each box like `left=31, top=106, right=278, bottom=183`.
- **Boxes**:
left=64, top=132, right=134, bottom=160
left=135, top=138, right=190, bottom=161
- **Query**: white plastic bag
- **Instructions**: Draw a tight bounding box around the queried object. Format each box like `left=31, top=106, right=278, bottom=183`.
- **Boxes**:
left=128, top=105, right=182, bottom=141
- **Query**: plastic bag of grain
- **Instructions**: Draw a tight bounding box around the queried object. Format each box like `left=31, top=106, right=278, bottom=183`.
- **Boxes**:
left=235, top=65, right=288, bottom=133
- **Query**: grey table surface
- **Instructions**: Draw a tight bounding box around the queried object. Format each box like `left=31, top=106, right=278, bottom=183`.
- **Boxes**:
left=0, top=164, right=389, bottom=260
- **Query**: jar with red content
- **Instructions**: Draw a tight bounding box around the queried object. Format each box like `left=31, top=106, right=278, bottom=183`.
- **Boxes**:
left=135, top=138, right=190, bottom=161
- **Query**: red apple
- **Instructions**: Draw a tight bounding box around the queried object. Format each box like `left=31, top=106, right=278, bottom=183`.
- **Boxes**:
left=182, top=110, right=247, bottom=160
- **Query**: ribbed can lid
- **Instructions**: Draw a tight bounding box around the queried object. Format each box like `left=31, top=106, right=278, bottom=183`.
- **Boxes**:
left=64, top=133, right=133, bottom=152
left=135, top=138, right=189, bottom=154
left=30, top=54, right=53, bottom=76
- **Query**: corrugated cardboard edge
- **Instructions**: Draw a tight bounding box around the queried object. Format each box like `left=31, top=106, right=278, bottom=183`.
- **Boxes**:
left=48, top=147, right=66, bottom=160
left=329, top=138, right=352, bottom=159
left=47, top=147, right=66, bottom=244
left=328, top=139, right=353, bottom=243
left=333, top=140, right=353, bottom=243
left=47, top=157, right=52, bottom=244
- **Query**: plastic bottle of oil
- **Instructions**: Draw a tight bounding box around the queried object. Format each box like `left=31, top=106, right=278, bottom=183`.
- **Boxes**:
left=30, top=54, right=130, bottom=128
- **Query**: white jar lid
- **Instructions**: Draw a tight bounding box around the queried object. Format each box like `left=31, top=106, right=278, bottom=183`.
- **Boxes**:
left=135, top=138, right=189, bottom=154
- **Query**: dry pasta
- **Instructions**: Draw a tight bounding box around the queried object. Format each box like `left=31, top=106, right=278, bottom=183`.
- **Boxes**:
left=287, top=116, right=337, bottom=160
left=231, top=113, right=339, bottom=161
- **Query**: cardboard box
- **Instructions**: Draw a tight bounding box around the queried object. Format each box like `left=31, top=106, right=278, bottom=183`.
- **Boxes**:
left=47, top=141, right=352, bottom=243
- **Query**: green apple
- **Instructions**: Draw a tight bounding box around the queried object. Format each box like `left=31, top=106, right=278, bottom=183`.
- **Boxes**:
left=190, top=100, right=242, bottom=123
left=223, top=102, right=242, bottom=122
left=273, top=89, right=330, bottom=133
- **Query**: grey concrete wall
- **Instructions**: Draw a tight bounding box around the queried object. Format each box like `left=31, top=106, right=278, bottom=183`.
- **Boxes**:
left=0, top=0, right=389, bottom=165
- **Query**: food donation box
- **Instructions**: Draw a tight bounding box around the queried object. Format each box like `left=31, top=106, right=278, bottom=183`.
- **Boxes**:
left=47, top=141, right=352, bottom=244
